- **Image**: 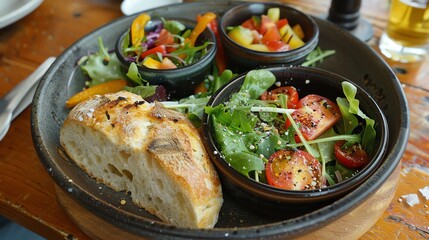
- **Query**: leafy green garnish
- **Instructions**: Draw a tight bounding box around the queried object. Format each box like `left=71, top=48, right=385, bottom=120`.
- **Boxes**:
left=122, top=62, right=157, bottom=98
left=301, top=47, right=336, bottom=67
left=225, top=152, right=265, bottom=176
left=336, top=81, right=377, bottom=153
left=170, top=41, right=213, bottom=65
left=239, top=69, right=276, bottom=99
left=162, top=96, right=211, bottom=120
left=162, top=18, right=186, bottom=35
left=78, top=37, right=126, bottom=86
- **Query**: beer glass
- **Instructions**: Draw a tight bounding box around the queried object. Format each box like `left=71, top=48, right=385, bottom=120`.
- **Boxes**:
left=379, top=0, right=429, bottom=62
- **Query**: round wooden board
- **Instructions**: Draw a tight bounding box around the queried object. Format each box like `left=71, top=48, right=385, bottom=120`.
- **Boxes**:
left=55, top=165, right=400, bottom=240
left=55, top=186, right=146, bottom=240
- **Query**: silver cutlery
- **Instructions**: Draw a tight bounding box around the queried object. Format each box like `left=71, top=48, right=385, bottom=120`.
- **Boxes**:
left=0, top=57, right=56, bottom=141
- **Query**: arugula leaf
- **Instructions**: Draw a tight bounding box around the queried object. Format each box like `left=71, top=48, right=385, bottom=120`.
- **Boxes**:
left=301, top=47, right=336, bottom=67
left=336, top=97, right=359, bottom=134
left=337, top=81, right=377, bottom=153
left=208, top=69, right=236, bottom=94
left=162, top=96, right=211, bottom=120
left=171, top=41, right=213, bottom=65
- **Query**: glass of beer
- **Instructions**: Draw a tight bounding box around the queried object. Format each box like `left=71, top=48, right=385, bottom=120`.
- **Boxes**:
left=378, top=0, right=429, bottom=62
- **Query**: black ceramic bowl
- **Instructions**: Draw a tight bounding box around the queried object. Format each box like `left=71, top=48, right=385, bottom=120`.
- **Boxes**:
left=219, top=2, right=319, bottom=73
left=115, top=17, right=216, bottom=98
left=201, top=66, right=389, bottom=214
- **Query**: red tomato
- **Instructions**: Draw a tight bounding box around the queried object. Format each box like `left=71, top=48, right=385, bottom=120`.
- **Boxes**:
left=156, top=29, right=175, bottom=46
left=276, top=18, right=289, bottom=29
left=261, top=27, right=281, bottom=43
left=334, top=140, right=369, bottom=168
left=260, top=15, right=276, bottom=35
left=265, top=40, right=290, bottom=52
left=140, top=45, right=167, bottom=59
left=260, top=86, right=299, bottom=109
left=241, top=18, right=259, bottom=31
left=285, top=94, right=341, bottom=141
left=208, top=18, right=227, bottom=73
left=265, top=149, right=325, bottom=190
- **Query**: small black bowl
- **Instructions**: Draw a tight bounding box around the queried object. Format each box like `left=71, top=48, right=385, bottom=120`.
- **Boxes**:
left=115, top=17, right=217, bottom=99
left=201, top=66, right=389, bottom=215
left=219, top=2, right=319, bottom=73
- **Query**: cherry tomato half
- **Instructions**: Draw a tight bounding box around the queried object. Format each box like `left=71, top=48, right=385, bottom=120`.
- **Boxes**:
left=260, top=86, right=299, bottom=109
left=334, top=140, right=369, bottom=169
left=285, top=94, right=341, bottom=141
left=265, top=149, right=326, bottom=190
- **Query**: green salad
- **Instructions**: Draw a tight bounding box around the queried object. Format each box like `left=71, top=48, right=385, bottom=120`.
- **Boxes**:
left=205, top=69, right=376, bottom=190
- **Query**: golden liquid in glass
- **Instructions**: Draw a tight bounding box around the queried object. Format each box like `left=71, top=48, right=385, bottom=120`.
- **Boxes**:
left=386, top=0, right=429, bottom=47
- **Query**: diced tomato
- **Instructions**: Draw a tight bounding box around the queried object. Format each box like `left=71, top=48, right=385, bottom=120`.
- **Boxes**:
left=156, top=29, right=175, bottom=46
left=241, top=16, right=260, bottom=31
left=241, top=18, right=257, bottom=31
left=276, top=18, right=289, bottom=29
left=260, top=15, right=276, bottom=35
left=285, top=94, right=341, bottom=141
left=334, top=140, right=370, bottom=169
left=140, top=45, right=167, bottom=59
left=261, top=27, right=281, bottom=44
left=260, top=86, right=299, bottom=108
left=265, top=149, right=326, bottom=190
left=265, top=40, right=290, bottom=52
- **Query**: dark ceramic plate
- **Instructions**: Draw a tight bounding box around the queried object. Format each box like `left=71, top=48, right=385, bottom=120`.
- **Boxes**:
left=31, top=2, right=409, bottom=239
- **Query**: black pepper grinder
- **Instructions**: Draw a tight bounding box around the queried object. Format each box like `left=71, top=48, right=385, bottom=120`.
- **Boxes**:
left=327, top=0, right=373, bottom=42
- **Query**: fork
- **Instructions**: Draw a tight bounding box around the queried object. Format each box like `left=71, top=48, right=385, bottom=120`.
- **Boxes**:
left=0, top=57, right=56, bottom=141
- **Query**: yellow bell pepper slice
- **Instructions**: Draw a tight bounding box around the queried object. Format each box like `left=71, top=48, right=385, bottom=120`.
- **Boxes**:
left=186, top=12, right=216, bottom=47
left=66, top=79, right=127, bottom=108
left=143, top=57, right=162, bottom=69
left=131, top=13, right=151, bottom=47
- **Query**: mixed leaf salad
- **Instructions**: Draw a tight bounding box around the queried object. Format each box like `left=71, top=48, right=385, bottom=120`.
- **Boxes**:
left=205, top=69, right=377, bottom=190
left=120, top=12, right=215, bottom=69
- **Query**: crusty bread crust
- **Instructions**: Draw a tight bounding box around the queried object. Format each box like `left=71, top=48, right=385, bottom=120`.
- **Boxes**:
left=60, top=91, right=223, bottom=228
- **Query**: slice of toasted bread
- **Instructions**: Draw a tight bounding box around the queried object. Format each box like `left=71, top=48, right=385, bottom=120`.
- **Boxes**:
left=60, top=91, right=223, bottom=228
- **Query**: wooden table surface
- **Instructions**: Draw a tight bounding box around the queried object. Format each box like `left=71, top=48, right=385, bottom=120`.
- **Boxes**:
left=1, top=0, right=428, bottom=239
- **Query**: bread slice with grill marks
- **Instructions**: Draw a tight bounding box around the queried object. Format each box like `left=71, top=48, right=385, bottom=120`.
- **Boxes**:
left=60, top=91, right=223, bottom=228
